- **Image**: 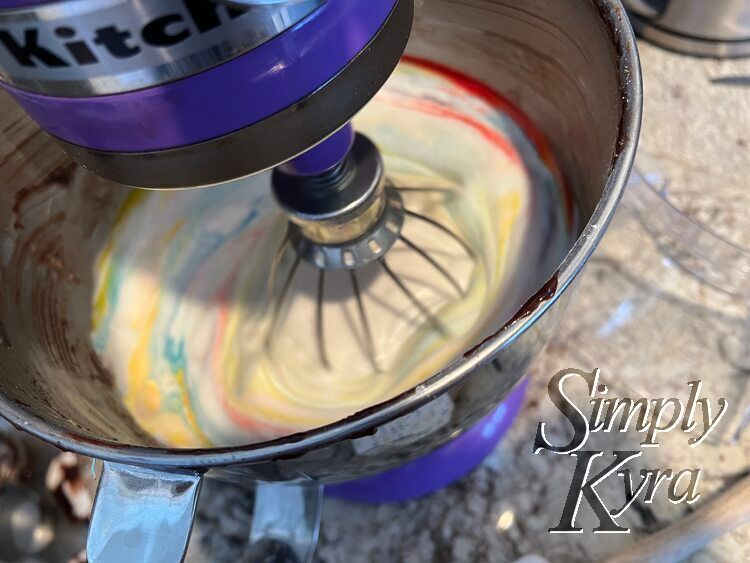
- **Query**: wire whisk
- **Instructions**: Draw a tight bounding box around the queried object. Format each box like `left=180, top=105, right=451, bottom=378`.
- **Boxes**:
left=265, top=184, right=476, bottom=373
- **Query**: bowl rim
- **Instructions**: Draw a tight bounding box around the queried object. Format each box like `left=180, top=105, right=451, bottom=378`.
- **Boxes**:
left=0, top=0, right=643, bottom=469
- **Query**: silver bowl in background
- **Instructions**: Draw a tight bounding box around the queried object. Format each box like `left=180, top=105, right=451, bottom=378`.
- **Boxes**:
left=0, top=1, right=641, bottom=561
left=624, top=0, right=750, bottom=57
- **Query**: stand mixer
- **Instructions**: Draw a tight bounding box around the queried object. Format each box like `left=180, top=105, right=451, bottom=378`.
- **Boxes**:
left=0, top=0, right=641, bottom=561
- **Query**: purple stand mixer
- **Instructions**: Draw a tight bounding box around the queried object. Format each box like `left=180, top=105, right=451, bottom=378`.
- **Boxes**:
left=0, top=1, right=641, bottom=561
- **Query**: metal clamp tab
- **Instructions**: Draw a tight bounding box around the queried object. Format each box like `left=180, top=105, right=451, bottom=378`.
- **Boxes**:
left=87, top=462, right=203, bottom=563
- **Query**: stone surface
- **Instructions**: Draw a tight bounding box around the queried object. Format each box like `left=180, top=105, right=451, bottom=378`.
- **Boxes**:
left=636, top=44, right=750, bottom=250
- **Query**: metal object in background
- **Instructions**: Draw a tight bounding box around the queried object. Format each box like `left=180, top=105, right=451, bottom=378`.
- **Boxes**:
left=624, top=0, right=750, bottom=57
left=247, top=481, right=323, bottom=563
left=0, top=0, right=642, bottom=560
left=0, top=423, right=88, bottom=562
left=0, top=484, right=56, bottom=561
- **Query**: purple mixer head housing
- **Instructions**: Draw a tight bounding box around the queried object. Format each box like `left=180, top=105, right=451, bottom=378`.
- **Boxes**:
left=0, top=0, right=413, bottom=188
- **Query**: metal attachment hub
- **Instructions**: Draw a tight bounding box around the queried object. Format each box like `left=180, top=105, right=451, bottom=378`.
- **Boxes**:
left=272, top=133, right=405, bottom=270
left=290, top=188, right=404, bottom=269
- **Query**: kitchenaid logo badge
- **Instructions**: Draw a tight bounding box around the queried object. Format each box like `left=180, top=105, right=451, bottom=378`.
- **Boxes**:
left=0, top=1, right=246, bottom=69
left=533, top=368, right=728, bottom=534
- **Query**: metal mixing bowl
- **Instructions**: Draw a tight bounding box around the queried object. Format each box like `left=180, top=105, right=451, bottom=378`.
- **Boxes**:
left=0, top=1, right=641, bottom=561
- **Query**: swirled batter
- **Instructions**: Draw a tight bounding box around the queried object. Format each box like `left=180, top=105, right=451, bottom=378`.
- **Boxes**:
left=91, top=59, right=573, bottom=447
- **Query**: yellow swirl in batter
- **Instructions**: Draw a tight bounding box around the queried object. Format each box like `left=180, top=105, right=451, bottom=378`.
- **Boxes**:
left=91, top=60, right=572, bottom=447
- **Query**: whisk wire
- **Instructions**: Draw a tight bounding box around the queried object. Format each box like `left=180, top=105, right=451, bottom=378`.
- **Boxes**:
left=265, top=251, right=300, bottom=348
left=398, top=233, right=465, bottom=297
left=379, top=257, right=448, bottom=336
left=403, top=208, right=475, bottom=258
left=395, top=186, right=458, bottom=195
left=350, top=269, right=380, bottom=372
left=267, top=231, right=291, bottom=304
left=316, top=268, right=330, bottom=369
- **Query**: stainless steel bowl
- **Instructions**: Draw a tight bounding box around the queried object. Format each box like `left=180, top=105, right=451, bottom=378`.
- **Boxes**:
left=0, top=1, right=641, bottom=561
left=624, top=0, right=750, bottom=57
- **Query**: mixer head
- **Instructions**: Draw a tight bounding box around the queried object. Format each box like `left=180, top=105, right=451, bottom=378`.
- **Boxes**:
left=0, top=0, right=413, bottom=188
left=0, top=0, right=420, bottom=253
left=0, top=0, right=481, bottom=373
